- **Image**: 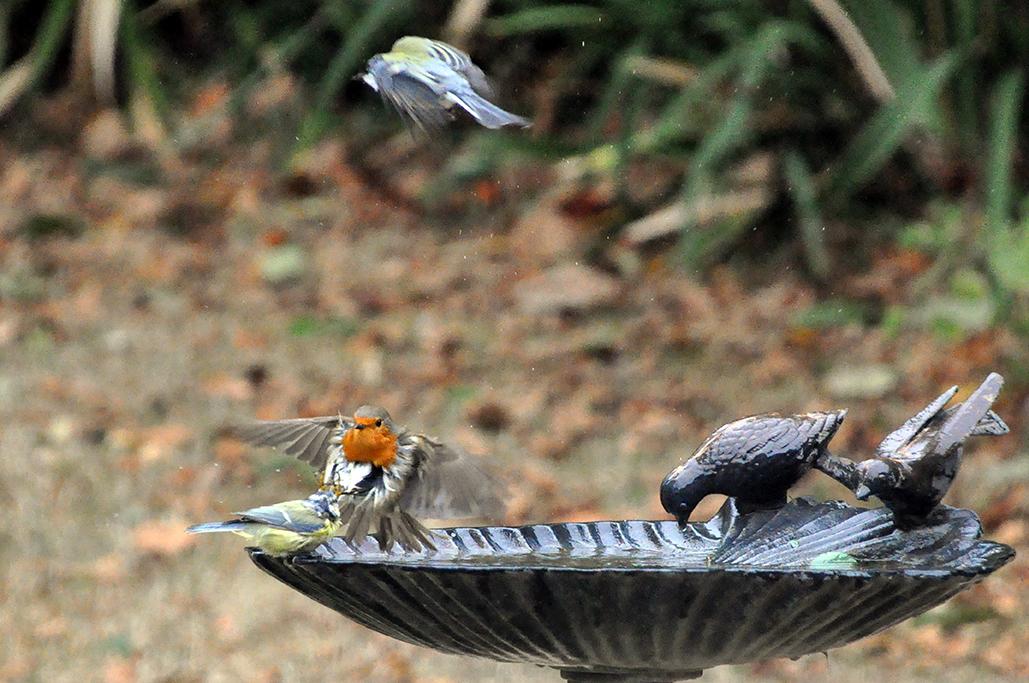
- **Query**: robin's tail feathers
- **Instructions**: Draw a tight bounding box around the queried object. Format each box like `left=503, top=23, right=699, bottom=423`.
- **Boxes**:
left=338, top=502, right=437, bottom=552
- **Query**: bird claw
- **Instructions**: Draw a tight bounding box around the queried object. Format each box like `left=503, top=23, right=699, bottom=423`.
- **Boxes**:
left=317, top=483, right=345, bottom=497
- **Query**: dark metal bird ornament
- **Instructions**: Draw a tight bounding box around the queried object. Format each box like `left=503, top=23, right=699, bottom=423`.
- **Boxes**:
left=661, top=411, right=847, bottom=524
left=852, top=373, right=1008, bottom=527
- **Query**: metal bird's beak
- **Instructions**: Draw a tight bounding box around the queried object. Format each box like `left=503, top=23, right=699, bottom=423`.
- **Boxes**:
left=854, top=484, right=872, bottom=501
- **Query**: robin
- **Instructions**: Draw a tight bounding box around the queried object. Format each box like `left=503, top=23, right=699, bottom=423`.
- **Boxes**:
left=235, top=405, right=501, bottom=552
left=359, top=36, right=531, bottom=132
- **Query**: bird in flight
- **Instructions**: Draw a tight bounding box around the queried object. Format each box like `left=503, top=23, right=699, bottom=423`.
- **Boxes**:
left=359, top=36, right=531, bottom=132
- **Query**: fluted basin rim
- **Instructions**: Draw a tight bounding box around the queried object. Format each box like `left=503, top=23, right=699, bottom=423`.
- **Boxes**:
left=269, top=498, right=1014, bottom=578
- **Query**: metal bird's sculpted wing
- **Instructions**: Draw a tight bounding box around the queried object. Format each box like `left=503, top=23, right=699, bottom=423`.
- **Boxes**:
left=876, top=386, right=958, bottom=457
left=969, top=410, right=1009, bottom=436
left=696, top=412, right=841, bottom=466
left=878, top=375, right=1009, bottom=463
left=233, top=416, right=345, bottom=470
left=927, top=373, right=1005, bottom=457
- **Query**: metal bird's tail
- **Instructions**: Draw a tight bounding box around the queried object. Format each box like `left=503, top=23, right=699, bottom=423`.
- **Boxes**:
left=931, top=373, right=1005, bottom=455
left=970, top=410, right=1009, bottom=436
left=446, top=90, right=530, bottom=129
left=187, top=521, right=246, bottom=534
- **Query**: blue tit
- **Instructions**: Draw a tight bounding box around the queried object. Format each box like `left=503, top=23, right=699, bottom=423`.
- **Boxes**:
left=360, top=36, right=530, bottom=132
left=187, top=490, right=342, bottom=557
left=234, top=405, right=503, bottom=553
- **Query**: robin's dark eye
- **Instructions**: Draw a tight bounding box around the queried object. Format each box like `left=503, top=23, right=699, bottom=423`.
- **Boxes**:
left=375, top=419, right=383, bottom=427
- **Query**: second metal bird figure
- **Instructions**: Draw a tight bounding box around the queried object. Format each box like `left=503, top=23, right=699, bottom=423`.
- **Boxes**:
left=235, top=405, right=502, bottom=552
left=359, top=36, right=531, bottom=132
left=852, top=373, right=1009, bottom=527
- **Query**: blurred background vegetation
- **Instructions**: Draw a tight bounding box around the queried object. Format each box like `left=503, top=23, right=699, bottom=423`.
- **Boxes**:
left=3, top=1, right=1027, bottom=328
left=2, top=1, right=1028, bottom=682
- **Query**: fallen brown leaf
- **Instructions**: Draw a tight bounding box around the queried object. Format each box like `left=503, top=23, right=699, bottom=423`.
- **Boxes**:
left=91, top=553, right=127, bottom=584
left=33, top=616, right=68, bottom=639
left=132, top=519, right=196, bottom=557
left=202, top=373, right=253, bottom=401
left=138, top=424, right=193, bottom=463
left=103, top=656, right=137, bottom=683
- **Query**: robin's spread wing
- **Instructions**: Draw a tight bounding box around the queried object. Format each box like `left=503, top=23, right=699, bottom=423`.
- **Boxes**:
left=399, top=435, right=504, bottom=520
left=233, top=416, right=346, bottom=470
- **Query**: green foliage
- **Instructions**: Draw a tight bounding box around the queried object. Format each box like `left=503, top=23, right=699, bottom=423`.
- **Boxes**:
left=988, top=221, right=1029, bottom=298
left=793, top=300, right=868, bottom=329
left=297, top=0, right=414, bottom=149
left=984, top=71, right=1028, bottom=300
left=913, top=602, right=1000, bottom=631
left=840, top=0, right=921, bottom=92
left=288, top=315, right=361, bottom=338
left=486, top=5, right=608, bottom=35
left=784, top=149, right=829, bottom=279
left=1, top=1, right=1026, bottom=317
left=825, top=53, right=959, bottom=205
left=898, top=204, right=962, bottom=253
left=17, top=212, right=85, bottom=240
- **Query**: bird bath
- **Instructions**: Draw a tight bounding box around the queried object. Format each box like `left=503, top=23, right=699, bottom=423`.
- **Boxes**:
left=246, top=375, right=1014, bottom=681
left=249, top=497, right=1013, bottom=682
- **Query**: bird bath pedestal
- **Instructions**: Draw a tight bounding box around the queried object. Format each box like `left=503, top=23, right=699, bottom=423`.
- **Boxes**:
left=249, top=497, right=1013, bottom=681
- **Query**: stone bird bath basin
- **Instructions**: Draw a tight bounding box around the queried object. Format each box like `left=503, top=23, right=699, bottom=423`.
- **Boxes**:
left=249, top=497, right=1013, bottom=681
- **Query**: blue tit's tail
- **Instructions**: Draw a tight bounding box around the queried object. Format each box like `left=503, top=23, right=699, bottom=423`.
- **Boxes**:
left=445, top=90, right=530, bottom=129
left=187, top=521, right=247, bottom=534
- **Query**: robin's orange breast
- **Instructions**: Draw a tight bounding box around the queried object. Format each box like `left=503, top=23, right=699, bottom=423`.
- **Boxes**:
left=342, top=426, right=398, bottom=468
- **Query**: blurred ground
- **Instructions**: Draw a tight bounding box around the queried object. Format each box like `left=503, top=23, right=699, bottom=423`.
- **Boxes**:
left=0, top=89, right=1027, bottom=682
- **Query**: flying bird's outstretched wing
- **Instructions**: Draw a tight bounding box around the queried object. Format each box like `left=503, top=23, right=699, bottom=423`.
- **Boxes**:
left=418, top=38, right=496, bottom=98
left=400, top=435, right=504, bottom=520
left=377, top=69, right=454, bottom=132
left=233, top=416, right=345, bottom=470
